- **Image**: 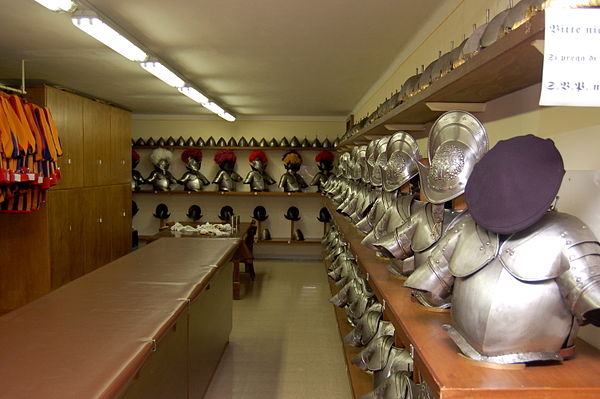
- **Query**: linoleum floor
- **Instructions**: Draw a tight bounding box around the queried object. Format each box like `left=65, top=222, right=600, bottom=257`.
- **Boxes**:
left=203, top=260, right=353, bottom=399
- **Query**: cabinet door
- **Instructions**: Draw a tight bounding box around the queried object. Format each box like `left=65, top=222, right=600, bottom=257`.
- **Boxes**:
left=47, top=188, right=84, bottom=289
left=110, top=107, right=132, bottom=185
left=82, top=187, right=112, bottom=273
left=108, top=184, right=132, bottom=261
left=46, top=87, right=84, bottom=189
left=83, top=100, right=111, bottom=187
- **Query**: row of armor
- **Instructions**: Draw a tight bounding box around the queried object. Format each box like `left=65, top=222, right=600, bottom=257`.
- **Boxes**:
left=133, top=135, right=339, bottom=149
left=133, top=148, right=335, bottom=193
left=324, top=228, right=433, bottom=399
left=322, top=110, right=600, bottom=365
left=343, top=0, right=590, bottom=140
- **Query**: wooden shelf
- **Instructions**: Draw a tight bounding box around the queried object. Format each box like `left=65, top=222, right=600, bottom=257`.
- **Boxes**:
left=133, top=190, right=323, bottom=197
left=133, top=145, right=331, bottom=151
left=256, top=239, right=321, bottom=245
left=324, top=198, right=600, bottom=399
left=324, top=256, right=374, bottom=398
left=339, top=11, right=546, bottom=149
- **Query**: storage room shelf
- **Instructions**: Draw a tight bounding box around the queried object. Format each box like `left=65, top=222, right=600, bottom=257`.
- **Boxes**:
left=132, top=145, right=331, bottom=151
left=133, top=190, right=323, bottom=197
left=256, top=239, right=321, bottom=245
left=324, top=198, right=600, bottom=399
left=338, top=11, right=546, bottom=149
left=324, top=255, right=373, bottom=398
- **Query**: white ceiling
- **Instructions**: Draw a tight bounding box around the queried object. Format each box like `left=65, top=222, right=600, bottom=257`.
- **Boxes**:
left=0, top=0, right=446, bottom=117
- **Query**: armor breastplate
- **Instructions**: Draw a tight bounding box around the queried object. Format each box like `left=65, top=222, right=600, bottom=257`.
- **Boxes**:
left=181, top=171, right=209, bottom=192
left=245, top=170, right=268, bottom=191
left=356, top=191, right=388, bottom=234
left=214, top=170, right=241, bottom=191
left=311, top=172, right=329, bottom=192
left=363, top=194, right=414, bottom=250
left=148, top=170, right=176, bottom=191
left=279, top=172, right=306, bottom=192
left=449, top=211, right=600, bottom=363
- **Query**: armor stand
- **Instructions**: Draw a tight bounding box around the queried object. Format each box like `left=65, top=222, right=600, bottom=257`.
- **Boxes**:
left=255, top=219, right=262, bottom=242
left=322, top=221, right=329, bottom=236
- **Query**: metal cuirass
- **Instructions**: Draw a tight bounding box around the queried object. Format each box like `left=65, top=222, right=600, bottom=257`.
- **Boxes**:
left=214, top=170, right=242, bottom=191
left=146, top=169, right=177, bottom=191
left=179, top=171, right=210, bottom=191
left=244, top=170, right=275, bottom=192
left=279, top=171, right=307, bottom=192
left=310, top=171, right=330, bottom=192
left=446, top=211, right=600, bottom=363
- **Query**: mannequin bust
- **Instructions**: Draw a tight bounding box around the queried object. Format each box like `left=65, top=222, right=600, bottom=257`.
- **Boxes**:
left=310, top=150, right=335, bottom=192
left=145, top=148, right=178, bottom=191
left=178, top=149, right=210, bottom=191
left=213, top=149, right=242, bottom=192
left=131, top=150, right=146, bottom=191
left=279, top=150, right=308, bottom=192
left=244, top=150, right=276, bottom=192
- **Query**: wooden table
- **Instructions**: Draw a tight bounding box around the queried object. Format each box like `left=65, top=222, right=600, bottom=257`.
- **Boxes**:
left=150, top=222, right=256, bottom=300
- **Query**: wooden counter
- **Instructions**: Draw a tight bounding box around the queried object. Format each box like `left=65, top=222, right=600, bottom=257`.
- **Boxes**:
left=0, top=237, right=241, bottom=399
left=324, top=199, right=600, bottom=399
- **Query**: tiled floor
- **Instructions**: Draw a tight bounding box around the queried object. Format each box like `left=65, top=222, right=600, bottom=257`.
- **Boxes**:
left=204, top=260, right=353, bottom=399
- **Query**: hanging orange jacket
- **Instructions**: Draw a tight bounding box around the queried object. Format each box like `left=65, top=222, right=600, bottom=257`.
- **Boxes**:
left=8, top=95, right=36, bottom=155
left=42, top=107, right=63, bottom=157
left=24, top=102, right=45, bottom=162
left=34, top=107, right=57, bottom=161
left=0, top=99, right=15, bottom=159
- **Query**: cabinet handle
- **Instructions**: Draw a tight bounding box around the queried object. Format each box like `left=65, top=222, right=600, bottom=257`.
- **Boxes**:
left=122, top=160, right=126, bottom=165
left=67, top=158, right=72, bottom=165
left=69, top=224, right=72, bottom=232
left=122, top=211, right=126, bottom=217
left=98, top=159, right=102, bottom=165
left=98, top=217, right=103, bottom=224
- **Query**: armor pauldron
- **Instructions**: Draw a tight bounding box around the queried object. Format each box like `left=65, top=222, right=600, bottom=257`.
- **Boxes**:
left=499, top=212, right=593, bottom=282
left=445, top=213, right=499, bottom=278
left=556, top=240, right=600, bottom=326
left=410, top=202, right=445, bottom=252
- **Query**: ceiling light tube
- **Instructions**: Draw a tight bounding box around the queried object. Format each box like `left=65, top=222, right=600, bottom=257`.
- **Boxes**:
left=140, top=61, right=185, bottom=87
left=33, top=0, right=75, bottom=12
left=203, top=102, right=225, bottom=115
left=72, top=16, right=148, bottom=62
left=178, top=87, right=209, bottom=104
left=221, top=112, right=236, bottom=122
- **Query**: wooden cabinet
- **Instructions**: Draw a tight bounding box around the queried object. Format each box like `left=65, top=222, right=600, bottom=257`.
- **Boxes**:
left=47, top=189, right=84, bottom=289
left=0, top=85, right=133, bottom=312
left=83, top=99, right=112, bottom=187
left=110, top=107, right=132, bottom=185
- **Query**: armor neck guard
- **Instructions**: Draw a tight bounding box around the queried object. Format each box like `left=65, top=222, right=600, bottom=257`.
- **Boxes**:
left=411, top=202, right=446, bottom=252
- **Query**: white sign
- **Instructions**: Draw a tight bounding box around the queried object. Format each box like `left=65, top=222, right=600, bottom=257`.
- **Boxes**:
left=540, top=8, right=600, bottom=107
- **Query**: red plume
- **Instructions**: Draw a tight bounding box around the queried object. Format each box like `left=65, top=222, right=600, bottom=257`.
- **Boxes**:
left=132, top=150, right=140, bottom=161
left=249, top=150, right=268, bottom=164
left=182, top=149, right=203, bottom=163
left=214, top=149, right=237, bottom=165
left=316, top=151, right=334, bottom=163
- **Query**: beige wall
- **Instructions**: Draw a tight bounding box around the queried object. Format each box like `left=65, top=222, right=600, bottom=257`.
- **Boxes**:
left=353, top=0, right=525, bottom=121
left=132, top=117, right=344, bottom=144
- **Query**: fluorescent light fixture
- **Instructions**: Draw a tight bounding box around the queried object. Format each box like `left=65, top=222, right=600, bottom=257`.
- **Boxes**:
left=33, top=0, right=75, bottom=11
left=72, top=16, right=148, bottom=62
left=140, top=62, right=185, bottom=87
left=221, top=112, right=236, bottom=122
left=203, top=102, right=225, bottom=115
left=178, top=87, right=209, bottom=104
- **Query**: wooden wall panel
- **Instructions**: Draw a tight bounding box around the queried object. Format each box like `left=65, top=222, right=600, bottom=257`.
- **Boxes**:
left=108, top=183, right=132, bottom=261
left=0, top=210, right=51, bottom=312
left=47, top=189, right=84, bottom=289
left=46, top=87, right=84, bottom=189
left=83, top=100, right=111, bottom=187
left=110, top=107, right=132, bottom=185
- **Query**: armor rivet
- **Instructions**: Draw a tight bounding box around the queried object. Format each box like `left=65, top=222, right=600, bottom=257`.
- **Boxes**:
left=561, top=233, right=566, bottom=237
left=486, top=242, right=490, bottom=245
left=576, top=277, right=582, bottom=282
left=436, top=260, right=440, bottom=264
left=454, top=229, right=459, bottom=233
left=479, top=246, right=484, bottom=250
left=566, top=240, right=572, bottom=245
left=582, top=225, right=587, bottom=229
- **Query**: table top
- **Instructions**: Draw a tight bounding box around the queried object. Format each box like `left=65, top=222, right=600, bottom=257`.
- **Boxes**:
left=0, top=237, right=241, bottom=399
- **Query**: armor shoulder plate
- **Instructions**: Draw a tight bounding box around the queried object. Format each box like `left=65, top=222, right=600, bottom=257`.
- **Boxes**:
left=447, top=213, right=499, bottom=278
left=500, top=212, right=594, bottom=282
left=411, top=203, right=445, bottom=252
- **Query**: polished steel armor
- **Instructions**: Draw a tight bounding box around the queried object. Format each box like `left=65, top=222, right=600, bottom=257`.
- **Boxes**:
left=382, top=132, right=420, bottom=193
left=417, top=111, right=488, bottom=204
left=426, top=211, right=600, bottom=364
